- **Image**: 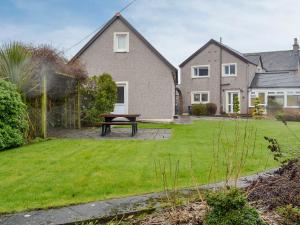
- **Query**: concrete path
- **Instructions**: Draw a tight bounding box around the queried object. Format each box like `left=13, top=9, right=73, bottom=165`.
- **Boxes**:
left=48, top=128, right=171, bottom=140
left=0, top=168, right=277, bottom=225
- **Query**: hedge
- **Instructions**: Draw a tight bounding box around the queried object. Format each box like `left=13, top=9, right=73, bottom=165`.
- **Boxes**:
left=0, top=80, right=28, bottom=150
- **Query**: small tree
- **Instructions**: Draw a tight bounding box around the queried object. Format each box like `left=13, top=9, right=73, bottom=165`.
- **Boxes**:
left=252, top=97, right=264, bottom=118
left=233, top=95, right=240, bottom=115
left=81, top=73, right=117, bottom=125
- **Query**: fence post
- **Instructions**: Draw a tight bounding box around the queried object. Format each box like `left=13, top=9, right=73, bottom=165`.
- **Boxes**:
left=41, top=75, right=47, bottom=138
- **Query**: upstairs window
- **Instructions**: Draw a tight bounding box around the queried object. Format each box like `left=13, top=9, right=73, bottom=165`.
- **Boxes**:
left=114, top=32, right=129, bottom=52
left=191, top=65, right=210, bottom=78
left=222, top=63, right=237, bottom=76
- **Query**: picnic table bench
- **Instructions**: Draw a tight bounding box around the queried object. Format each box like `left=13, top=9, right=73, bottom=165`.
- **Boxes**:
left=98, top=114, right=140, bottom=136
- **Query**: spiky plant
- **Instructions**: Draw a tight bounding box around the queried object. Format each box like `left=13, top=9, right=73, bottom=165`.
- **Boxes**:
left=0, top=42, right=37, bottom=95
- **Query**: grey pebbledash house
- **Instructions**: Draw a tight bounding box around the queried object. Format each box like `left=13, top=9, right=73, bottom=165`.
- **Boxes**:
left=179, top=38, right=300, bottom=115
left=70, top=13, right=178, bottom=122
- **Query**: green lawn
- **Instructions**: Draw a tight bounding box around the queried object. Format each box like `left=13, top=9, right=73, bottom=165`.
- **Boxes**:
left=0, top=119, right=299, bottom=213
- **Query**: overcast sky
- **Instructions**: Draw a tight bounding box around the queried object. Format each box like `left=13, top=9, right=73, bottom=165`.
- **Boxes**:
left=1, top=0, right=300, bottom=66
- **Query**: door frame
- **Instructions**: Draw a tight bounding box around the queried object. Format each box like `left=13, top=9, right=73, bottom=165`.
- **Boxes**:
left=225, top=90, right=240, bottom=113
left=114, top=81, right=129, bottom=114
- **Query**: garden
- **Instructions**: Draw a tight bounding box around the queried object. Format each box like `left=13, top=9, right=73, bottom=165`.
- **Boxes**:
left=1, top=43, right=300, bottom=225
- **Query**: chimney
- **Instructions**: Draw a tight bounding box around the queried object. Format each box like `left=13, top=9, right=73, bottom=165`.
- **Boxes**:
left=293, top=38, right=299, bottom=52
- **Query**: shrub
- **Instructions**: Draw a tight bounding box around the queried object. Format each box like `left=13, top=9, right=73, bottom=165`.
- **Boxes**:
left=252, top=97, right=264, bottom=119
left=233, top=95, right=240, bottom=114
left=276, top=112, right=300, bottom=122
left=0, top=79, right=28, bottom=150
left=204, top=188, right=265, bottom=225
left=81, top=73, right=117, bottom=125
left=206, top=103, right=217, bottom=115
left=277, top=204, right=300, bottom=224
left=191, top=104, right=207, bottom=116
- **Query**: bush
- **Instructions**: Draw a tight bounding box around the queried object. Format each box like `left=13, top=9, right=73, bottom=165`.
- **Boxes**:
left=276, top=112, right=300, bottom=122
left=204, top=188, right=265, bottom=225
left=191, top=104, right=207, bottom=116
left=0, top=79, right=28, bottom=150
left=277, top=204, right=300, bottom=224
left=252, top=97, right=264, bottom=119
left=206, top=103, right=217, bottom=115
left=81, top=74, right=117, bottom=125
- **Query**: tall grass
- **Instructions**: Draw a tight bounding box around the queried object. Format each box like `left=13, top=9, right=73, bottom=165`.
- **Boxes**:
left=209, top=119, right=258, bottom=187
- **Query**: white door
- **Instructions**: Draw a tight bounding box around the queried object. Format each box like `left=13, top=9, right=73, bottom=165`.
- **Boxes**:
left=113, top=82, right=128, bottom=114
left=226, top=91, right=240, bottom=113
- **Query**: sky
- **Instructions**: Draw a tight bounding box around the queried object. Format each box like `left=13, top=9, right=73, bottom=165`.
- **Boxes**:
left=1, top=0, right=300, bottom=66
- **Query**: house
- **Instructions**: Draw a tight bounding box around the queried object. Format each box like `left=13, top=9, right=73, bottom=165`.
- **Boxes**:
left=179, top=38, right=300, bottom=115
left=70, top=13, right=178, bottom=122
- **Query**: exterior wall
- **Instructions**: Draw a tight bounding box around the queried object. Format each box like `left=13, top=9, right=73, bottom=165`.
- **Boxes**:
left=180, top=43, right=257, bottom=115
left=77, top=19, right=175, bottom=121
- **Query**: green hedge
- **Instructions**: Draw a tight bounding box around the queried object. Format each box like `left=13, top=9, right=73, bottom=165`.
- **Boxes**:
left=191, top=103, right=217, bottom=116
left=0, top=80, right=28, bottom=150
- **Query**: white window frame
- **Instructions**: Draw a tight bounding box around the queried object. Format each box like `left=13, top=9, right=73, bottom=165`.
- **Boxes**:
left=248, top=91, right=267, bottom=107
left=222, top=63, right=237, bottom=77
left=191, top=65, right=210, bottom=78
left=191, top=91, right=210, bottom=104
left=113, top=32, right=129, bottom=53
left=249, top=89, right=300, bottom=109
left=225, top=90, right=240, bottom=113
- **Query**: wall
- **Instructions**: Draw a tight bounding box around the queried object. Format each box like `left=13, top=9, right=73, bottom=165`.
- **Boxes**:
left=77, top=18, right=175, bottom=121
left=180, top=43, right=257, bottom=114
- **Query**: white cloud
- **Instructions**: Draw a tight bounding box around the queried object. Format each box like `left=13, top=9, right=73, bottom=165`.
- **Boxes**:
left=2, top=0, right=300, bottom=65
left=124, top=0, right=300, bottom=65
left=0, top=23, right=93, bottom=59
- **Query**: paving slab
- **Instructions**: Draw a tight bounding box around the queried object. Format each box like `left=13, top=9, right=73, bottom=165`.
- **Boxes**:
left=0, top=168, right=277, bottom=225
left=48, top=128, right=171, bottom=140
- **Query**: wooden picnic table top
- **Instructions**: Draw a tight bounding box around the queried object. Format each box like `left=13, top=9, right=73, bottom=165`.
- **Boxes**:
left=100, top=114, right=140, bottom=118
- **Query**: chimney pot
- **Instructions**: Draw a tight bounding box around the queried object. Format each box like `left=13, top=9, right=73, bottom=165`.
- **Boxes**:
left=293, top=38, right=299, bottom=52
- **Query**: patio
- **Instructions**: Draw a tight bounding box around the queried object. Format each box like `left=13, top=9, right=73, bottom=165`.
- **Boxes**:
left=48, top=127, right=171, bottom=140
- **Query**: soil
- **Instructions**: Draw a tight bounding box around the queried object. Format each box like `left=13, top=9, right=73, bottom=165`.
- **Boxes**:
left=247, top=159, right=300, bottom=210
left=131, top=201, right=207, bottom=225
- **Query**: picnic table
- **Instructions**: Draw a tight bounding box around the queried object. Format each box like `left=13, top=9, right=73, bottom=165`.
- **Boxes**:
left=99, top=114, right=140, bottom=136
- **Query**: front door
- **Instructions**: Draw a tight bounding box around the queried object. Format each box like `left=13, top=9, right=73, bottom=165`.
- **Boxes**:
left=226, top=91, right=240, bottom=113
left=113, top=82, right=128, bottom=114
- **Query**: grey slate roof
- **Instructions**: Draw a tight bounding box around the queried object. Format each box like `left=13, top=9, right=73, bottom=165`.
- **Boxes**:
left=250, top=72, right=300, bottom=88
left=244, top=50, right=299, bottom=72
left=243, top=54, right=261, bottom=66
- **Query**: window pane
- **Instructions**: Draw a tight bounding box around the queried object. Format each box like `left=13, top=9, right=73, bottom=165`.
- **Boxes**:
left=117, top=86, right=125, bottom=103
left=201, top=93, right=208, bottom=102
left=287, top=95, right=300, bottom=107
left=194, top=94, right=200, bottom=102
left=117, top=34, right=126, bottom=49
left=268, top=96, right=284, bottom=108
left=230, top=64, right=236, bottom=74
left=258, top=93, right=265, bottom=104
left=198, top=68, right=208, bottom=76
left=224, top=65, right=229, bottom=75
left=250, top=95, right=256, bottom=106
left=194, top=68, right=198, bottom=76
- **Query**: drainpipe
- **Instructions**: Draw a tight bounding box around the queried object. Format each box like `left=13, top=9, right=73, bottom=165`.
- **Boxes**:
left=219, top=37, right=223, bottom=114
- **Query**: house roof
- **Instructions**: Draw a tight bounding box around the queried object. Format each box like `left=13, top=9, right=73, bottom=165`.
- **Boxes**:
left=69, top=13, right=178, bottom=75
left=250, top=72, right=300, bottom=88
left=243, top=54, right=262, bottom=66
left=244, top=50, right=300, bottom=72
left=179, top=39, right=257, bottom=67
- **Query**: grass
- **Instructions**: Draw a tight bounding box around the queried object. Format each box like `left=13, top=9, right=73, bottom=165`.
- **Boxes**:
left=0, top=119, right=299, bottom=213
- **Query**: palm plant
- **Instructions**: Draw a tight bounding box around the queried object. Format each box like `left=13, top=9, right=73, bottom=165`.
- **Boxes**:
left=0, top=42, right=37, bottom=95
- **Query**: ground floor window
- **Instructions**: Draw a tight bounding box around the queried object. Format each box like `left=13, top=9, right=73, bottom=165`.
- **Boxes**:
left=225, top=91, right=240, bottom=113
left=191, top=91, right=209, bottom=104
left=249, top=89, right=300, bottom=109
